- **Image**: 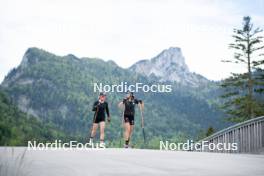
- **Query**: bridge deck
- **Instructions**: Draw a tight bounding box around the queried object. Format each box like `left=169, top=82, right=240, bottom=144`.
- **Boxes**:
left=1, top=147, right=264, bottom=176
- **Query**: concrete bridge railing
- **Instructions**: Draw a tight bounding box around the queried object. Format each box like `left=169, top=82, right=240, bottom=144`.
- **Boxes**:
left=198, top=116, right=264, bottom=153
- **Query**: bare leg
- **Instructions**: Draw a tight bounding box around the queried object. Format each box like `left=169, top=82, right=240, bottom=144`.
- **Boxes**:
left=91, top=123, right=98, bottom=138
left=124, top=122, right=132, bottom=147
left=124, top=122, right=131, bottom=141
left=129, top=125, right=134, bottom=139
left=99, top=121, right=105, bottom=141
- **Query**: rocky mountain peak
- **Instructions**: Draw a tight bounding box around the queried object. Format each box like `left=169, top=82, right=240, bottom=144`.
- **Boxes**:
left=20, top=47, right=50, bottom=69
left=151, top=47, right=189, bottom=72
left=129, top=47, right=208, bottom=87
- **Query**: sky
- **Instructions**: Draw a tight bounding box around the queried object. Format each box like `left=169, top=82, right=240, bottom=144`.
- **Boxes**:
left=0, top=0, right=264, bottom=82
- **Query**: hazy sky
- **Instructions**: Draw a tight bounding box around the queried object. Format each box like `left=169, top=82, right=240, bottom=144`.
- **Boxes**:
left=0, top=0, right=264, bottom=82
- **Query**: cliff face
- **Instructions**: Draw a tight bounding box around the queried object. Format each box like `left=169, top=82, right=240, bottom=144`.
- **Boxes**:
left=130, top=47, right=209, bottom=87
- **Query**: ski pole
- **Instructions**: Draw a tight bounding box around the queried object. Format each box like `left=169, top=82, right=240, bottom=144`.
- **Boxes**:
left=88, top=104, right=99, bottom=142
left=139, top=103, right=146, bottom=146
left=119, top=104, right=125, bottom=148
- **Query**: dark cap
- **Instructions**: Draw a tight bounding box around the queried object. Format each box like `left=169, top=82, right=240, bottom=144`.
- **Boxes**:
left=126, top=91, right=133, bottom=97
left=99, top=92, right=106, bottom=96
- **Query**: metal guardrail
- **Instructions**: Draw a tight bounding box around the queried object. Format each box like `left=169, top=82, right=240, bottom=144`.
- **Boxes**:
left=198, top=116, right=264, bottom=153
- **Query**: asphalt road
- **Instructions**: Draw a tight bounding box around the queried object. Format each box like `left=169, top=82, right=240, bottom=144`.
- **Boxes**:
left=1, top=147, right=264, bottom=176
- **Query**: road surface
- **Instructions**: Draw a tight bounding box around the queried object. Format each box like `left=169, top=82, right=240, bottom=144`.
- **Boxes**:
left=1, top=147, right=264, bottom=176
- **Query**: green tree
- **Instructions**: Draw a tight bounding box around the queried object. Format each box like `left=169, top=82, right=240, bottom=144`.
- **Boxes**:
left=221, top=16, right=264, bottom=122
left=206, top=126, right=215, bottom=137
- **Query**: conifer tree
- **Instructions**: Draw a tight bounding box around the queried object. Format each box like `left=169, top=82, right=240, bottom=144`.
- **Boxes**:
left=221, top=16, right=264, bottom=122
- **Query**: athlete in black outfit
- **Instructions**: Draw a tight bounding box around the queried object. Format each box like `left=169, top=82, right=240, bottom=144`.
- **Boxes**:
left=89, top=92, right=110, bottom=147
left=119, top=91, right=143, bottom=148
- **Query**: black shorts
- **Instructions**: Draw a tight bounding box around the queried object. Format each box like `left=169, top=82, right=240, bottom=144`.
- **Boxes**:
left=124, top=115, right=134, bottom=125
left=93, top=116, right=105, bottom=124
